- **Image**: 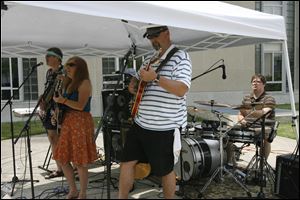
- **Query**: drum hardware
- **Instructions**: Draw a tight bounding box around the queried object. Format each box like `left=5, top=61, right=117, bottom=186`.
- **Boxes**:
left=234, top=143, right=250, bottom=162
left=243, top=110, right=275, bottom=198
left=199, top=110, right=252, bottom=198
left=244, top=118, right=277, bottom=198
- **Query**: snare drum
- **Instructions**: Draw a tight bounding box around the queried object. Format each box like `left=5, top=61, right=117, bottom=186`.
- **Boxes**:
left=228, top=126, right=257, bottom=143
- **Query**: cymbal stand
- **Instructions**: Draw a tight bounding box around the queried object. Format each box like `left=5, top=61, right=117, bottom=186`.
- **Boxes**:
left=199, top=109, right=251, bottom=198
left=244, top=112, right=275, bottom=198
left=245, top=143, right=275, bottom=189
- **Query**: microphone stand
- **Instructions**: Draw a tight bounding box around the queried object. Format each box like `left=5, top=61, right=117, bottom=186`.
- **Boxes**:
left=93, top=48, right=133, bottom=199
left=1, top=64, right=40, bottom=197
left=191, top=59, right=224, bottom=81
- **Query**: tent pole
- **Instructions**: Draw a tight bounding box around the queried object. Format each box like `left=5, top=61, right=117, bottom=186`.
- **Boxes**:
left=282, top=40, right=299, bottom=142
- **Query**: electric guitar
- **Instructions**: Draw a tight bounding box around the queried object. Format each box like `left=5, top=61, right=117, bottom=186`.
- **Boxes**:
left=131, top=49, right=161, bottom=118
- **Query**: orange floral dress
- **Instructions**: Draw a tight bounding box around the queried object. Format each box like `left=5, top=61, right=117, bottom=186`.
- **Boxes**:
left=53, top=110, right=97, bottom=165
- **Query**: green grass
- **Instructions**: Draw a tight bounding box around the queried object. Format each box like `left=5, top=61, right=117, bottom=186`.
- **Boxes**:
left=1, top=119, right=45, bottom=140
left=276, top=120, right=298, bottom=140
left=276, top=103, right=299, bottom=110
left=1, top=106, right=298, bottom=140
left=1, top=117, right=102, bottom=140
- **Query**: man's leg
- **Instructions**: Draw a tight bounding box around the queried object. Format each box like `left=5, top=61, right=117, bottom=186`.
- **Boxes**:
left=118, top=160, right=137, bottom=199
left=264, top=140, right=271, bottom=160
left=162, top=170, right=176, bottom=199
left=47, top=129, right=62, bottom=172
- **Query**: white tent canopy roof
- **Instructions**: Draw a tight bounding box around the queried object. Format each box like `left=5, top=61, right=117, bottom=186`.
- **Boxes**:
left=2, top=1, right=286, bottom=57
left=1, top=1, right=298, bottom=140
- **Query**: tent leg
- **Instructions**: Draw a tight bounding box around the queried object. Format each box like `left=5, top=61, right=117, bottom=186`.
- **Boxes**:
left=282, top=41, right=299, bottom=142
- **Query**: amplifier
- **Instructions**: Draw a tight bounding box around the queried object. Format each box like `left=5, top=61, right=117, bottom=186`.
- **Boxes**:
left=103, top=121, right=132, bottom=162
left=275, top=154, right=299, bottom=199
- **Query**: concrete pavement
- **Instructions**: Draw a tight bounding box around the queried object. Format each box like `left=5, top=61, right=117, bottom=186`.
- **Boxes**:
left=1, top=130, right=298, bottom=199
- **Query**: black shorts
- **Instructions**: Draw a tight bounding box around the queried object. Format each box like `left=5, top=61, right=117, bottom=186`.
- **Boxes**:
left=121, top=123, right=174, bottom=177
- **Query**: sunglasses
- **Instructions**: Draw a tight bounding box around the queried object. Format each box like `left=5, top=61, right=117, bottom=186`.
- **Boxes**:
left=66, top=62, right=76, bottom=67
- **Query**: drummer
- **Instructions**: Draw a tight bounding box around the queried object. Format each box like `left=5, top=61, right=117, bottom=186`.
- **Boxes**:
left=227, top=74, right=276, bottom=166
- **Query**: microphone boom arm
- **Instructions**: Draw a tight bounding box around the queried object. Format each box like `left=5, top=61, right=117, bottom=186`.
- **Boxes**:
left=192, top=64, right=224, bottom=81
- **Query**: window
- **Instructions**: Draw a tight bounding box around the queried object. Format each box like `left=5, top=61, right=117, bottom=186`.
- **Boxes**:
left=23, top=58, right=39, bottom=100
left=258, top=1, right=285, bottom=92
left=263, top=49, right=283, bottom=91
left=1, top=57, right=20, bottom=100
left=262, top=1, right=283, bottom=15
left=1, top=57, right=38, bottom=101
left=102, top=57, right=117, bottom=74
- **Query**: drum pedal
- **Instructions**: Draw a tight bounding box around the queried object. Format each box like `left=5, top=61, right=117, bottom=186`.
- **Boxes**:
left=234, top=169, right=246, bottom=182
left=245, top=175, right=266, bottom=187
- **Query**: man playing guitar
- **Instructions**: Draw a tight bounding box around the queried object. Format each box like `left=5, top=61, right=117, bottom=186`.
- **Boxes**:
left=118, top=25, right=192, bottom=199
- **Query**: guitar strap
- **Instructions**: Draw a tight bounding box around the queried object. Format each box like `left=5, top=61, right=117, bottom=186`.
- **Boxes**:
left=155, top=47, right=179, bottom=73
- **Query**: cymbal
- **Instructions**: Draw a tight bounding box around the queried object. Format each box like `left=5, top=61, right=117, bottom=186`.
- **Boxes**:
left=187, top=106, right=205, bottom=116
left=194, top=100, right=232, bottom=108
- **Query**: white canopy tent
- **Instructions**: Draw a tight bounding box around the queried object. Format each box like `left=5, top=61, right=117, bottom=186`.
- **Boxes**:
left=1, top=1, right=298, bottom=140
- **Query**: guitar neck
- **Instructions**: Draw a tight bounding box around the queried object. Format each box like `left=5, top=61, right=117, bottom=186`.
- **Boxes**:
left=131, top=50, right=161, bottom=118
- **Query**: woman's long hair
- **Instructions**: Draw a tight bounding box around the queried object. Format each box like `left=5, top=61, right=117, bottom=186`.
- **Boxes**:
left=64, top=56, right=90, bottom=94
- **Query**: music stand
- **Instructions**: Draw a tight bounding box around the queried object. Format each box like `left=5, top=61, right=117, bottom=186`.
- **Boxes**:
left=199, top=103, right=251, bottom=198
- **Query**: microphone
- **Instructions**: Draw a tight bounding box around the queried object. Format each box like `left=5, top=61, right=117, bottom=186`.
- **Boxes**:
left=221, top=64, right=226, bottom=79
left=33, top=62, right=43, bottom=68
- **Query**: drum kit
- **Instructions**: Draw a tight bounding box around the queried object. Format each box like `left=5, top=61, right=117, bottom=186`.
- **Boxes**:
left=175, top=100, right=278, bottom=198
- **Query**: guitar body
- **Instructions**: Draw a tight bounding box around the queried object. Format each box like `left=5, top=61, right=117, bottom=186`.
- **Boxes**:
left=131, top=81, right=147, bottom=118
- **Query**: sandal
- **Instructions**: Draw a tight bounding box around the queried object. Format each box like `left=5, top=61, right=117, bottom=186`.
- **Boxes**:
left=45, top=170, right=64, bottom=179
left=65, top=191, right=79, bottom=199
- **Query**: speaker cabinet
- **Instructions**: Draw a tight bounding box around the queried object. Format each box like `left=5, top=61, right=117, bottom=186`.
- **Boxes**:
left=275, top=154, right=299, bottom=199
left=103, top=122, right=131, bottom=162
left=102, top=89, right=132, bottom=127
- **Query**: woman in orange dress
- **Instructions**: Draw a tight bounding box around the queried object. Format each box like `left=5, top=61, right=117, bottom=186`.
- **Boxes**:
left=53, top=56, right=97, bottom=199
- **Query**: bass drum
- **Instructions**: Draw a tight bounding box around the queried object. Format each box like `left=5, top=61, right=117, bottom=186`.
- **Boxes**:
left=174, top=137, right=226, bottom=181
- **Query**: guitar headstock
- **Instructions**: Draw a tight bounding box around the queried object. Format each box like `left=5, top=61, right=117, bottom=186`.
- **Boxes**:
left=149, top=48, right=162, bottom=64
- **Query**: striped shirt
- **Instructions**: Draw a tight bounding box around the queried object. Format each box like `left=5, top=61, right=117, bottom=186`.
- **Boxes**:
left=134, top=45, right=192, bottom=131
left=241, top=92, right=276, bottom=120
